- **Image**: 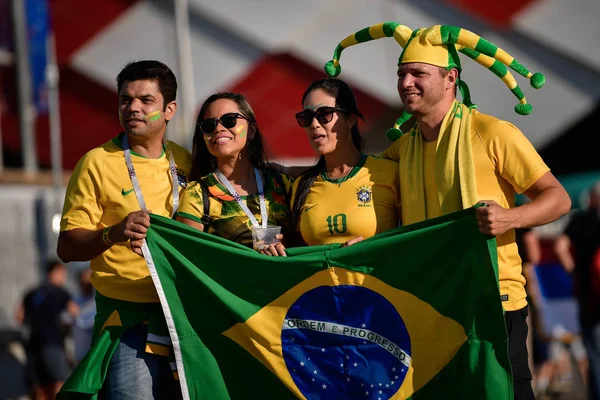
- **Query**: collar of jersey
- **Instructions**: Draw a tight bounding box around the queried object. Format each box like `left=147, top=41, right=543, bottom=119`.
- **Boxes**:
left=320, top=152, right=367, bottom=184
left=112, top=132, right=166, bottom=158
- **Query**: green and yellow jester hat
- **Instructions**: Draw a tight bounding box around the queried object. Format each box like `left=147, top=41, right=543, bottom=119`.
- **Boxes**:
left=324, top=22, right=546, bottom=140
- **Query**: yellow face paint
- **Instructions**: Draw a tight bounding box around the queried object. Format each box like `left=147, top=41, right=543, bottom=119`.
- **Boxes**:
left=146, top=110, right=161, bottom=121
left=235, top=124, right=246, bottom=138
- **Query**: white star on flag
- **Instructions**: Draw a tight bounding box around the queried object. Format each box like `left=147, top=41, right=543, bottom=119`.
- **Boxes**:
left=391, top=381, right=395, bottom=385
left=347, top=377, right=350, bottom=382
left=395, top=375, right=399, bottom=379
left=362, top=323, right=366, bottom=328
left=392, top=367, right=396, bottom=372
left=321, top=348, right=325, bottom=352
left=322, top=384, right=327, bottom=389
left=379, top=383, right=382, bottom=386
left=379, top=390, right=383, bottom=394
left=340, top=363, right=344, bottom=367
left=300, top=361, right=305, bottom=366
left=353, top=363, right=358, bottom=367
left=386, top=384, right=389, bottom=388
left=314, top=370, right=318, bottom=374
left=366, top=391, right=369, bottom=395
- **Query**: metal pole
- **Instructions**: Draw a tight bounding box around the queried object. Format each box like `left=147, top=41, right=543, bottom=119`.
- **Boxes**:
left=12, top=0, right=38, bottom=175
left=174, top=0, right=195, bottom=148
left=47, top=32, right=62, bottom=190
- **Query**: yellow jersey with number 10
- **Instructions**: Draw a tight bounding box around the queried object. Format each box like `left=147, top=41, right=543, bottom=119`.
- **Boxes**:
left=292, top=154, right=401, bottom=246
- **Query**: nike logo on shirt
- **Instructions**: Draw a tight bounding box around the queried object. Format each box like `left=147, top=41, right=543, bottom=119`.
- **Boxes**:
left=122, top=188, right=134, bottom=196
left=304, top=204, right=318, bottom=213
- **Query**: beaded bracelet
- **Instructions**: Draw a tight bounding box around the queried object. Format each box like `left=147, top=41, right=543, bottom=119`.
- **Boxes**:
left=102, top=226, right=115, bottom=247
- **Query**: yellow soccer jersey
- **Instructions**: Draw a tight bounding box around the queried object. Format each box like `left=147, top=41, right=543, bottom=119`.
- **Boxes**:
left=292, top=154, right=401, bottom=246
left=60, top=133, right=192, bottom=303
left=382, top=110, right=550, bottom=311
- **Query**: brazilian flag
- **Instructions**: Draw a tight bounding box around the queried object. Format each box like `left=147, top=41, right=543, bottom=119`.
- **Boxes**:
left=144, top=208, right=513, bottom=399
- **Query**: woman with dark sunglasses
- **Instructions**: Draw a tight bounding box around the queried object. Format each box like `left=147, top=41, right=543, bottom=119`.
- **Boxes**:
left=262, top=78, right=401, bottom=256
left=174, top=92, right=292, bottom=247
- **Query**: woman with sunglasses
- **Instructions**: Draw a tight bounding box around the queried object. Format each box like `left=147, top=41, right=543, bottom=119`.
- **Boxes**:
left=261, top=78, right=401, bottom=256
left=174, top=92, right=292, bottom=247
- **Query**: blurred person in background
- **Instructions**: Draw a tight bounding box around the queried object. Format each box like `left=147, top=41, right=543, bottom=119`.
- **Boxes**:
left=72, top=268, right=95, bottom=363
left=15, top=260, right=78, bottom=400
left=555, top=182, right=600, bottom=399
left=172, top=92, right=293, bottom=245
left=57, top=60, right=191, bottom=399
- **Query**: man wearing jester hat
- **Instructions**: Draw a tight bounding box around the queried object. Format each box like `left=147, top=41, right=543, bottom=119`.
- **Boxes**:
left=325, top=22, right=571, bottom=399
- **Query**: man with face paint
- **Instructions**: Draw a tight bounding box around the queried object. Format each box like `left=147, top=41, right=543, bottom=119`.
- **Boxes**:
left=57, top=60, right=191, bottom=399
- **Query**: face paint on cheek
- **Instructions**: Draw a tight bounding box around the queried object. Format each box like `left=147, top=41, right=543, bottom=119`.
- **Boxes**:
left=146, top=110, right=161, bottom=121
left=304, top=103, right=324, bottom=111
left=235, top=124, right=246, bottom=138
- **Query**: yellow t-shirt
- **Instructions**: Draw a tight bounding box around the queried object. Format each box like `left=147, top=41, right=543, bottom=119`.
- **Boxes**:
left=423, top=141, right=440, bottom=218
left=60, top=133, right=192, bottom=303
left=292, top=154, right=401, bottom=246
left=177, top=169, right=293, bottom=247
left=382, top=110, right=550, bottom=311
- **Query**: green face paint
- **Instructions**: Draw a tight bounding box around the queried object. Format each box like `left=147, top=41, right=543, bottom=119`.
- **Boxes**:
left=304, top=103, right=324, bottom=111
left=235, top=124, right=246, bottom=138
left=146, top=110, right=161, bottom=121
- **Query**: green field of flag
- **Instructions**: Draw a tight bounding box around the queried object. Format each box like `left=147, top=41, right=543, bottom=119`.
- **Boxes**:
left=143, top=207, right=512, bottom=400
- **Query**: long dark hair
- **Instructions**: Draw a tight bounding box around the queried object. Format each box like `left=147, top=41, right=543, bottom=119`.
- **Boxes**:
left=189, top=92, right=267, bottom=182
left=291, top=78, right=365, bottom=240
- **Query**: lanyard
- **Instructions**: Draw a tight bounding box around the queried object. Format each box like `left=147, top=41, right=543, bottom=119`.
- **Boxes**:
left=214, top=168, right=267, bottom=228
left=122, top=135, right=180, bottom=218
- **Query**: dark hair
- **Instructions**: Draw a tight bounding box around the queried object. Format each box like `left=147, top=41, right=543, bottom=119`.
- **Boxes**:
left=45, top=259, right=65, bottom=275
left=291, top=78, right=364, bottom=241
left=189, top=92, right=267, bottom=182
left=116, top=60, right=177, bottom=110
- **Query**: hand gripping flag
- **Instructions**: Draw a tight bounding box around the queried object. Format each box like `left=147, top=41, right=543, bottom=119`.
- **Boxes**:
left=143, top=207, right=513, bottom=400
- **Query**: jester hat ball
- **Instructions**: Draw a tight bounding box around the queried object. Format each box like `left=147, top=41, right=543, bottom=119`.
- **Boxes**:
left=324, top=22, right=545, bottom=140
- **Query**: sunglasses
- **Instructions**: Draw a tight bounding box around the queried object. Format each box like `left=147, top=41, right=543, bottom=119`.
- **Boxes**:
left=295, top=106, right=347, bottom=128
left=198, top=113, right=248, bottom=134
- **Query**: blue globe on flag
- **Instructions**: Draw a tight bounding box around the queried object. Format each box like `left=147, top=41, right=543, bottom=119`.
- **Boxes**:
left=281, top=285, right=411, bottom=399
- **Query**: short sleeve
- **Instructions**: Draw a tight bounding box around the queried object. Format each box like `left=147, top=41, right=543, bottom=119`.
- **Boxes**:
left=176, top=181, right=206, bottom=223
left=60, top=151, right=105, bottom=232
left=380, top=140, right=401, bottom=162
left=477, top=119, right=550, bottom=194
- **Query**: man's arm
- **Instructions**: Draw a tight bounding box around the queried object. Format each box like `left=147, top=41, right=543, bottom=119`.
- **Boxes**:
left=476, top=172, right=571, bottom=235
left=57, top=210, right=151, bottom=262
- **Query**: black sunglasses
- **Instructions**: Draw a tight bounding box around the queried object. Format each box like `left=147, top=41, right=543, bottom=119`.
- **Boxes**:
left=295, top=106, right=347, bottom=128
left=198, top=113, right=248, bottom=134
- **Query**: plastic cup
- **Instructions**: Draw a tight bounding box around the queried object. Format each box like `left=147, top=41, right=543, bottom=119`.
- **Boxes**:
left=251, top=225, right=281, bottom=251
